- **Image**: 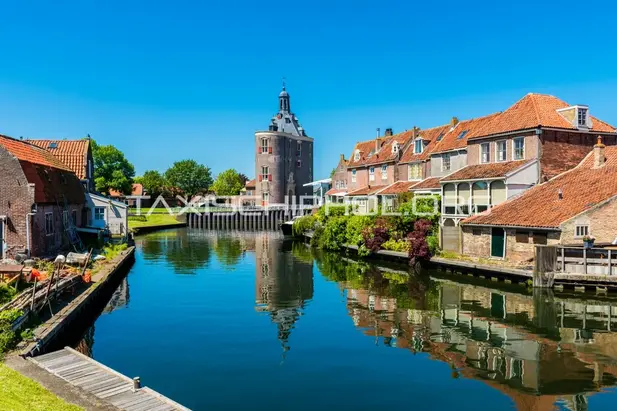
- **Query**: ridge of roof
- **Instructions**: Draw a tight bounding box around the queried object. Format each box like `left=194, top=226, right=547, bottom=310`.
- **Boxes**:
left=0, top=134, right=74, bottom=171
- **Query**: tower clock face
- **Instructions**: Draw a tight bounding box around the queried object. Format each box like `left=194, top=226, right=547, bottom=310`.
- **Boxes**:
left=277, top=114, right=283, bottom=120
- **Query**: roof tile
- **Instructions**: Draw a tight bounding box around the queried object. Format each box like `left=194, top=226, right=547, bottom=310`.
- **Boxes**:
left=441, top=160, right=531, bottom=182
left=0, top=135, right=74, bottom=171
left=27, top=139, right=90, bottom=179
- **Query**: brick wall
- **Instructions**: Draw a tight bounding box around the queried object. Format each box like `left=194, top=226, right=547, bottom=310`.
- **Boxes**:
left=467, top=132, right=538, bottom=166
left=0, top=147, right=34, bottom=258
left=560, top=197, right=617, bottom=245
left=347, top=167, right=368, bottom=192
left=462, top=225, right=559, bottom=263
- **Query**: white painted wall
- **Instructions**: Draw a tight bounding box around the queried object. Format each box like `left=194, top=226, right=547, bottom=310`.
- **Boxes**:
left=85, top=193, right=128, bottom=235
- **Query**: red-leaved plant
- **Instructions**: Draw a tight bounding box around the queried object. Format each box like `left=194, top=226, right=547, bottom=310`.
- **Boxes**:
left=407, top=219, right=433, bottom=266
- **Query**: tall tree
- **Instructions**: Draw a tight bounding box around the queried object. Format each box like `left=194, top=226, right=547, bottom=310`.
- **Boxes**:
left=238, top=173, right=249, bottom=186
left=135, top=170, right=167, bottom=198
left=92, top=140, right=135, bottom=195
left=164, top=159, right=212, bottom=199
left=211, top=169, right=245, bottom=196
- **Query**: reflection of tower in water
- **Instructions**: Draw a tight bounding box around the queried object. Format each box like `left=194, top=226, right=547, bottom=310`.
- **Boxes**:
left=103, top=277, right=130, bottom=313
left=254, top=234, right=313, bottom=359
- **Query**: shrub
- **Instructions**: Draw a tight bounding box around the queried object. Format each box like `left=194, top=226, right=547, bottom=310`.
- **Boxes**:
left=381, top=238, right=410, bottom=252
left=0, top=308, right=23, bottom=354
left=316, top=205, right=347, bottom=224
left=292, top=215, right=316, bottom=236
left=362, top=219, right=391, bottom=254
left=426, top=234, right=440, bottom=255
left=310, top=225, right=324, bottom=248
left=407, top=219, right=433, bottom=266
left=345, top=215, right=374, bottom=246
left=103, top=243, right=128, bottom=260
left=0, top=284, right=17, bottom=305
left=319, top=216, right=348, bottom=251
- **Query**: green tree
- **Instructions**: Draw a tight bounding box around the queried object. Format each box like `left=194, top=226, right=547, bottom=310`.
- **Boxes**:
left=164, top=159, right=212, bottom=199
left=135, top=170, right=167, bottom=197
left=92, top=140, right=135, bottom=195
left=211, top=169, right=244, bottom=196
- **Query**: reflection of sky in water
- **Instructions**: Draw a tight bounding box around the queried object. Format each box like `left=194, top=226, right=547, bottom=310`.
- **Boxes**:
left=76, top=228, right=617, bottom=411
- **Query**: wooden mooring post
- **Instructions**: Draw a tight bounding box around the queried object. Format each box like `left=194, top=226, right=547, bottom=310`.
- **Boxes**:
left=533, top=245, right=557, bottom=288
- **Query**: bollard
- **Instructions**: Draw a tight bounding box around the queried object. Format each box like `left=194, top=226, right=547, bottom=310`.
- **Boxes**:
left=133, top=376, right=141, bottom=391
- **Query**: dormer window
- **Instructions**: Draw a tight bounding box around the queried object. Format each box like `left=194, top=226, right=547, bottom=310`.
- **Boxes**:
left=354, top=150, right=360, bottom=161
left=578, top=107, right=588, bottom=127
left=414, top=138, right=424, bottom=154
left=392, top=142, right=400, bottom=154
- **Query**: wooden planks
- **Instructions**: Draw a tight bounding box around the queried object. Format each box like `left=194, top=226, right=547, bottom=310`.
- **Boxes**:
left=29, top=347, right=190, bottom=411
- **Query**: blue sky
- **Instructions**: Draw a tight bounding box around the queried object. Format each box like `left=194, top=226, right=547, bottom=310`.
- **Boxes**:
left=1, top=0, right=616, bottom=179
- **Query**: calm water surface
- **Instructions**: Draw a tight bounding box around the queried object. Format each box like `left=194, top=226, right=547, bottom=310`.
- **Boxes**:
left=75, top=228, right=617, bottom=410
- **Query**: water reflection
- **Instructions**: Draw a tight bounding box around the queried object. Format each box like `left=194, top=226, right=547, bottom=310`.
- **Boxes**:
left=140, top=229, right=212, bottom=274
left=254, top=234, right=314, bottom=359
left=319, top=254, right=617, bottom=411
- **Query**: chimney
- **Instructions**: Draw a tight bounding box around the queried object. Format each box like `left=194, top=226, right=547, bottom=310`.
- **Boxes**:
left=594, top=136, right=606, bottom=169
left=376, top=128, right=380, bottom=138
left=451, top=116, right=459, bottom=127
left=385, top=128, right=393, bottom=137
left=340, top=154, right=345, bottom=163
left=412, top=126, right=420, bottom=139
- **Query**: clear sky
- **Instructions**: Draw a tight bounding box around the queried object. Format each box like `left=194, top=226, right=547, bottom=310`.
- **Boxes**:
left=1, top=0, right=616, bottom=179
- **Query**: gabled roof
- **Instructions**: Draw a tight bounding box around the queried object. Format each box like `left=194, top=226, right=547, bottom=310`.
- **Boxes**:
left=463, top=146, right=617, bottom=229
left=27, top=139, right=90, bottom=179
left=431, top=113, right=501, bottom=154
left=347, top=130, right=413, bottom=168
left=469, top=93, right=616, bottom=140
left=377, top=181, right=416, bottom=195
left=325, top=188, right=347, bottom=196
left=0, top=134, right=74, bottom=171
left=245, top=179, right=256, bottom=189
left=410, top=177, right=442, bottom=191
left=346, top=185, right=388, bottom=196
left=109, top=183, right=144, bottom=197
left=399, top=124, right=451, bottom=163
left=440, top=160, right=532, bottom=182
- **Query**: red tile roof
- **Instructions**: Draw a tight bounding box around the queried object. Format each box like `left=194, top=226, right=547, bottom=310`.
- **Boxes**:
left=410, top=177, right=442, bottom=191
left=347, top=131, right=413, bottom=168
left=109, top=183, right=144, bottom=197
left=27, top=139, right=90, bottom=179
left=377, top=181, right=416, bottom=195
left=0, top=134, right=74, bottom=171
left=441, top=160, right=531, bottom=182
left=346, top=185, right=388, bottom=196
left=463, top=146, right=617, bottom=229
left=399, top=124, right=451, bottom=163
left=245, top=179, right=256, bottom=189
left=469, top=93, right=616, bottom=140
left=431, top=113, right=501, bottom=154
left=325, top=188, right=347, bottom=196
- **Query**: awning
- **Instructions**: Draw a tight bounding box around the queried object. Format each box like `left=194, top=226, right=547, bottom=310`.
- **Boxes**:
left=303, top=178, right=332, bottom=187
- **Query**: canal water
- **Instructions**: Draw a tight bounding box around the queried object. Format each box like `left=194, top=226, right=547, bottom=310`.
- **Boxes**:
left=74, top=228, right=617, bottom=411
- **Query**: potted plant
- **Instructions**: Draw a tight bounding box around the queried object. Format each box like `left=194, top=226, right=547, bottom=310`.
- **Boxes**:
left=583, top=234, right=596, bottom=249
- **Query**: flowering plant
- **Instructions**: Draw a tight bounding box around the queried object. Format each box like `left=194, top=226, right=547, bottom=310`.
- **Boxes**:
left=583, top=235, right=596, bottom=242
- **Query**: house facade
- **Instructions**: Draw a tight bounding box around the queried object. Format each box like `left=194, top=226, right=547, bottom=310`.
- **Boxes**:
left=438, top=94, right=617, bottom=252
left=325, top=154, right=348, bottom=203
left=254, top=84, right=313, bottom=206
left=0, top=134, right=85, bottom=258
left=461, top=142, right=617, bottom=262
left=84, top=193, right=129, bottom=236
left=28, top=138, right=94, bottom=192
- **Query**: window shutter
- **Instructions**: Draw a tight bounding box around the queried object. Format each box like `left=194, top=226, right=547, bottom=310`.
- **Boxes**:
left=268, top=174, right=272, bottom=182
left=268, top=147, right=272, bottom=154
left=258, top=175, right=263, bottom=182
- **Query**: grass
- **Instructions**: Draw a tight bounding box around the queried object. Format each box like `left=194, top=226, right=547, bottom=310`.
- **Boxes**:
left=128, top=213, right=184, bottom=229
left=0, top=363, right=83, bottom=410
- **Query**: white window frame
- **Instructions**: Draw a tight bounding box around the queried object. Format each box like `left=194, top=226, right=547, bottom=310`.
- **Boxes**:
left=262, top=192, right=269, bottom=205
left=45, top=212, right=54, bottom=236
left=261, top=166, right=269, bottom=180
left=94, top=207, right=105, bottom=221
left=354, top=150, right=360, bottom=161
left=480, top=143, right=490, bottom=164
left=513, top=137, right=525, bottom=160
left=261, top=138, right=269, bottom=154
left=392, top=142, right=400, bottom=154
left=408, top=163, right=421, bottom=181
left=351, top=169, right=357, bottom=183
left=442, top=153, right=451, bottom=172
left=575, top=225, right=589, bottom=238
left=381, top=165, right=388, bottom=180
left=414, top=138, right=424, bottom=154
left=496, top=140, right=507, bottom=162
left=578, top=108, right=588, bottom=127
left=369, top=167, right=375, bottom=181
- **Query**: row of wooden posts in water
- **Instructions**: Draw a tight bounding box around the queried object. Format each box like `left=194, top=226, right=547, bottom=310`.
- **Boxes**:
left=187, top=208, right=311, bottom=231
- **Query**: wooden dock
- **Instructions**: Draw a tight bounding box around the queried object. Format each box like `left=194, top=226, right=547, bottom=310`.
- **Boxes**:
left=29, top=347, right=190, bottom=411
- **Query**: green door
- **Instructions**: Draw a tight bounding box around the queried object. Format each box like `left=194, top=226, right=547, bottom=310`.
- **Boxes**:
left=491, top=227, right=505, bottom=258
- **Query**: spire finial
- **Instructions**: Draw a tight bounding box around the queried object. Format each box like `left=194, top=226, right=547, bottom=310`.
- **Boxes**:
left=282, top=76, right=286, bottom=91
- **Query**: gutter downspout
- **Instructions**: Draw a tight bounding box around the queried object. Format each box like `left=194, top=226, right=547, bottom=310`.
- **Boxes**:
left=1, top=216, right=6, bottom=260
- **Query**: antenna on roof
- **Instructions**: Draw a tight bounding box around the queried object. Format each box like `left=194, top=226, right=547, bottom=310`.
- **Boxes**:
left=376, top=128, right=380, bottom=138
left=86, top=133, right=91, bottom=140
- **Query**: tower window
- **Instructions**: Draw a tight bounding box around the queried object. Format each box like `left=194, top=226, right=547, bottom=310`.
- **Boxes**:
left=261, top=138, right=269, bottom=154
left=261, top=166, right=269, bottom=181
left=296, top=159, right=302, bottom=168
left=297, top=141, right=302, bottom=152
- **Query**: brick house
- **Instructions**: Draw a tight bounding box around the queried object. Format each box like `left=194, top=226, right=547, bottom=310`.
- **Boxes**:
left=460, top=141, right=617, bottom=262
left=0, top=134, right=85, bottom=259
left=28, top=138, right=94, bottom=192
left=325, top=154, right=348, bottom=203
left=437, top=94, right=616, bottom=252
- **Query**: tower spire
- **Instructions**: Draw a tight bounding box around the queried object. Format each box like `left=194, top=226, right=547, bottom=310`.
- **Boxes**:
left=279, top=78, right=290, bottom=112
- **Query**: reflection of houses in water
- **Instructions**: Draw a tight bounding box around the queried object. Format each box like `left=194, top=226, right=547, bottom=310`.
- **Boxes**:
left=103, top=278, right=130, bottom=313
left=345, top=276, right=617, bottom=411
left=254, top=234, right=313, bottom=355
